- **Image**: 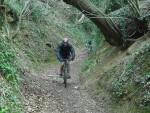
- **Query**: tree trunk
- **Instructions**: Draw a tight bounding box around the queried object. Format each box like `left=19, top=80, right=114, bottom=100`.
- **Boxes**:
left=63, top=0, right=124, bottom=46
left=110, top=0, right=149, bottom=44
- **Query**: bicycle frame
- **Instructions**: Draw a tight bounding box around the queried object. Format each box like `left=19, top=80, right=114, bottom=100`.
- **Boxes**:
left=62, top=59, right=70, bottom=88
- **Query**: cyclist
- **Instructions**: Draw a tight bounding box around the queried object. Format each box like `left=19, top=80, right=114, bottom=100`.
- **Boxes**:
left=85, top=40, right=92, bottom=55
left=56, top=38, right=75, bottom=78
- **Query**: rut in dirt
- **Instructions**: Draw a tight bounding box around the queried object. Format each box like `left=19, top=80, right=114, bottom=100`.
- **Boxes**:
left=22, top=50, right=110, bottom=113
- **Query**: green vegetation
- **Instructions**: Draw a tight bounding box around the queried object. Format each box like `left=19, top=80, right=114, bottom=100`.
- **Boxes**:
left=0, top=0, right=58, bottom=112
left=0, top=32, right=21, bottom=113
left=0, top=0, right=101, bottom=111
left=90, top=0, right=128, bottom=13
left=0, top=0, right=149, bottom=112
left=80, top=1, right=149, bottom=110
left=81, top=38, right=150, bottom=113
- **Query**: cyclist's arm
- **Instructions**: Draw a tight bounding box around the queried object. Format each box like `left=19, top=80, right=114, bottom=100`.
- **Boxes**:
left=70, top=45, right=75, bottom=60
left=56, top=44, right=63, bottom=62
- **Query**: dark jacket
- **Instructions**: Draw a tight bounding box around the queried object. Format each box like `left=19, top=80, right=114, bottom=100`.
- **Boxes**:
left=56, top=42, right=75, bottom=62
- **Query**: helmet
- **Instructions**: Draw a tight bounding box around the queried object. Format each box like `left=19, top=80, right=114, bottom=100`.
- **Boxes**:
left=63, top=38, right=69, bottom=43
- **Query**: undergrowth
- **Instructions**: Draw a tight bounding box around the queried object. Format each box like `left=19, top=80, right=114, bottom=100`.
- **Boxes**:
left=0, top=33, right=22, bottom=113
left=0, top=1, right=102, bottom=112
left=81, top=38, right=150, bottom=113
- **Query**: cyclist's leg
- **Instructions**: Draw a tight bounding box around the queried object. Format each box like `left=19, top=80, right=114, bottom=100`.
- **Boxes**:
left=60, top=62, right=64, bottom=76
left=67, top=61, right=71, bottom=78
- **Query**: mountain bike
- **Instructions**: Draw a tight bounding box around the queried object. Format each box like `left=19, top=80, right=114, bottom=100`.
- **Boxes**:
left=85, top=41, right=92, bottom=56
left=62, top=59, right=70, bottom=88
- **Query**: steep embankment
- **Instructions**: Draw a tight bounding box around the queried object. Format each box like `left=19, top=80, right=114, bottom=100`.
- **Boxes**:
left=0, top=0, right=86, bottom=112
left=1, top=0, right=149, bottom=113
left=1, top=0, right=103, bottom=112
left=81, top=33, right=150, bottom=113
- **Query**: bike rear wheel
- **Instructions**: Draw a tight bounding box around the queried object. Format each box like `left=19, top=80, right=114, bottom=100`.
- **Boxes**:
left=62, top=60, right=70, bottom=88
left=63, top=66, right=68, bottom=88
left=63, top=62, right=68, bottom=88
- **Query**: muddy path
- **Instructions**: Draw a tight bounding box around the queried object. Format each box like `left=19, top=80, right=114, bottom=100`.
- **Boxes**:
left=22, top=50, right=109, bottom=113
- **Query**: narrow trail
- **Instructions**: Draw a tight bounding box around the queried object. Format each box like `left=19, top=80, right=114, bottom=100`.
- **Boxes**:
left=22, top=50, right=109, bottom=113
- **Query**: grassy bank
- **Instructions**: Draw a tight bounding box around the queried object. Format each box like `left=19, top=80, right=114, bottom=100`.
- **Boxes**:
left=81, top=35, right=150, bottom=113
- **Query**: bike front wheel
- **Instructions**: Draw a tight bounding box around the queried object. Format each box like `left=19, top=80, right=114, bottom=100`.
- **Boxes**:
left=63, top=67, right=68, bottom=88
left=64, top=76, right=67, bottom=88
left=62, top=60, right=70, bottom=88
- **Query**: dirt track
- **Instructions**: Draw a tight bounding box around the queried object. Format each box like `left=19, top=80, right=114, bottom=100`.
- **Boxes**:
left=22, top=50, right=109, bottom=113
